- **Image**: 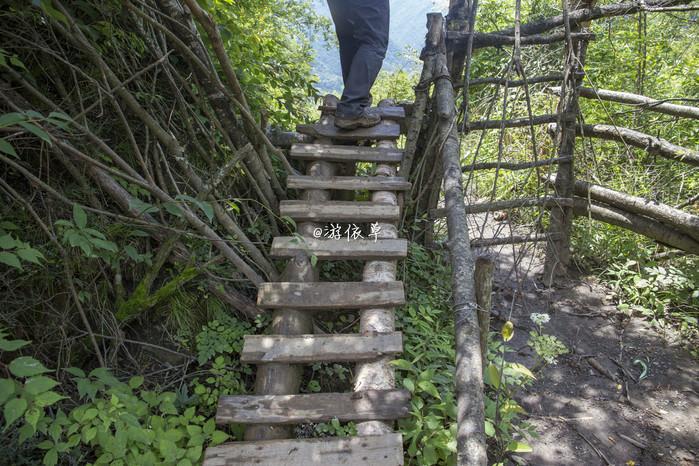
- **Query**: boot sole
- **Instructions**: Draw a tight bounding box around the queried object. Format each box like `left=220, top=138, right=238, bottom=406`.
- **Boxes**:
left=335, top=119, right=382, bottom=130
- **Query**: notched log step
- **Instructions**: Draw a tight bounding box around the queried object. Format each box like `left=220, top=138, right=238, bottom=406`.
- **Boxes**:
left=257, top=281, right=405, bottom=309
left=203, top=433, right=405, bottom=466
left=290, top=143, right=404, bottom=163
left=271, top=237, right=408, bottom=260
left=280, top=200, right=400, bottom=223
left=287, top=175, right=411, bottom=191
left=241, top=332, right=404, bottom=364
left=296, top=122, right=400, bottom=141
left=215, top=389, right=411, bottom=425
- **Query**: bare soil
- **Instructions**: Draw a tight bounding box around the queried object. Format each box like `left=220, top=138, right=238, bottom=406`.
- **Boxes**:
left=483, top=242, right=699, bottom=466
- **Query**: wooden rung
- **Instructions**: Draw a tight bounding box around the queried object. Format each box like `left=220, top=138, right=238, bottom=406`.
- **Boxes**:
left=290, top=144, right=404, bottom=163
left=296, top=122, right=400, bottom=141
left=287, top=175, right=411, bottom=191
left=216, top=389, right=411, bottom=425
left=280, top=200, right=400, bottom=223
left=257, top=281, right=405, bottom=309
left=203, top=433, right=405, bottom=466
left=241, top=332, right=403, bottom=364
left=271, top=237, right=408, bottom=260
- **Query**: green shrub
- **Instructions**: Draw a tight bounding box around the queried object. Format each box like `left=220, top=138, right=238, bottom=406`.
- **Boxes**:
left=0, top=330, right=229, bottom=466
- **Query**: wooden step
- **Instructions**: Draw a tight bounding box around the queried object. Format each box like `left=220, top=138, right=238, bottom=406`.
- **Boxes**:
left=287, top=175, right=411, bottom=191
left=216, top=389, right=411, bottom=424
left=257, top=281, right=405, bottom=310
left=203, top=433, right=404, bottom=466
left=241, top=332, right=403, bottom=364
left=290, top=143, right=404, bottom=163
left=271, top=237, right=408, bottom=260
left=296, top=122, right=400, bottom=141
left=280, top=200, right=400, bottom=223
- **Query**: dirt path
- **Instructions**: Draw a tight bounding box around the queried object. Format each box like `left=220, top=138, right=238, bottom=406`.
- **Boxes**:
left=469, top=217, right=699, bottom=465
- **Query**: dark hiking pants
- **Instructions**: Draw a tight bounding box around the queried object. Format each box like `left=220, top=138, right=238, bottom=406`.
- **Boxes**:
left=327, top=0, right=390, bottom=118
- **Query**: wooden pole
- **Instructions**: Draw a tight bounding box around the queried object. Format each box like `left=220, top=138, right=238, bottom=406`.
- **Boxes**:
left=431, top=13, right=488, bottom=466
left=474, top=257, right=494, bottom=366
left=543, top=0, right=594, bottom=286
left=244, top=96, right=338, bottom=441
left=354, top=100, right=401, bottom=436
left=549, top=86, right=699, bottom=120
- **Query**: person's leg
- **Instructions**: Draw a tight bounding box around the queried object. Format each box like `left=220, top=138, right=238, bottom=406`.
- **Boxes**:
left=327, top=0, right=357, bottom=86
left=336, top=0, right=390, bottom=119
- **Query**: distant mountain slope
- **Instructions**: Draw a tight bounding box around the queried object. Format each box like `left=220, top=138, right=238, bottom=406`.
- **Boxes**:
left=312, top=0, right=448, bottom=93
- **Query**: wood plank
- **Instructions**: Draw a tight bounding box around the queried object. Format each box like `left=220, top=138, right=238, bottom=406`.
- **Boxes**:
left=296, top=123, right=400, bottom=141
left=280, top=200, right=400, bottom=223
left=203, top=433, right=404, bottom=466
left=290, top=144, right=404, bottom=163
left=241, top=332, right=403, bottom=364
left=216, top=389, right=411, bottom=424
left=271, top=237, right=408, bottom=260
left=287, top=175, right=411, bottom=191
left=257, top=281, right=405, bottom=309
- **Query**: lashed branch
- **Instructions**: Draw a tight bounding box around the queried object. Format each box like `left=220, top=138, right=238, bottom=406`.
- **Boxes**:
left=550, top=86, right=699, bottom=119
left=564, top=123, right=699, bottom=166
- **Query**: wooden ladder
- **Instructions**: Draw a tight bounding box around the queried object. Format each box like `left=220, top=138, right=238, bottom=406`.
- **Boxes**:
left=203, top=98, right=410, bottom=465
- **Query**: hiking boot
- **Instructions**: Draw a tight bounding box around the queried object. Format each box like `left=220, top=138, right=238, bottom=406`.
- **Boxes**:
left=335, top=108, right=381, bottom=130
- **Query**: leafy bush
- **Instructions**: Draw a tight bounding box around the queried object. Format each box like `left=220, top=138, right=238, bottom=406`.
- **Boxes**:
left=0, top=330, right=229, bottom=466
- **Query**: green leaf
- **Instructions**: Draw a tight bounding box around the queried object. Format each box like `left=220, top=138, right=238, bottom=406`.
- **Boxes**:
left=4, top=397, right=27, bottom=428
left=24, top=376, right=59, bottom=395
left=16, top=248, right=45, bottom=264
left=72, top=204, right=87, bottom=229
left=64, top=367, right=85, bottom=378
left=18, top=423, right=35, bottom=443
left=484, top=420, right=495, bottom=437
left=0, top=379, right=16, bottom=404
left=9, top=356, right=51, bottom=377
left=390, top=359, right=416, bottom=372
left=417, top=380, right=441, bottom=399
left=128, top=198, right=158, bottom=216
left=506, top=363, right=535, bottom=380
left=486, top=364, right=501, bottom=389
left=128, top=376, right=144, bottom=389
left=0, top=338, right=30, bottom=351
left=18, top=121, right=51, bottom=144
left=402, top=378, right=415, bottom=392
left=0, top=251, right=22, bottom=269
left=210, top=430, right=228, bottom=446
left=423, top=444, right=437, bottom=464
left=163, top=202, right=184, bottom=218
left=43, top=448, right=58, bottom=466
left=502, top=321, right=514, bottom=342
left=0, top=139, right=18, bottom=158
left=0, top=113, right=26, bottom=127
left=506, top=441, right=533, bottom=453
left=34, top=391, right=65, bottom=408
left=0, top=234, right=17, bottom=249
left=24, top=407, right=41, bottom=429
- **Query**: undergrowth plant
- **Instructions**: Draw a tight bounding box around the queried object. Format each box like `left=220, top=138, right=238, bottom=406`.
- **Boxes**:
left=393, top=244, right=537, bottom=465
left=0, top=330, right=229, bottom=465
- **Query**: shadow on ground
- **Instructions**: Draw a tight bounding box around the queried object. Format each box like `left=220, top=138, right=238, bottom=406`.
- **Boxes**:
left=477, top=235, right=698, bottom=466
